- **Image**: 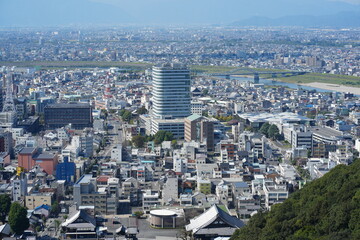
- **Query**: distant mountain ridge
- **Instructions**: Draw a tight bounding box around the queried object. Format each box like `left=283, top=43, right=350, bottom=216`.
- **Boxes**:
left=232, top=12, right=360, bottom=28
left=1, top=0, right=360, bottom=27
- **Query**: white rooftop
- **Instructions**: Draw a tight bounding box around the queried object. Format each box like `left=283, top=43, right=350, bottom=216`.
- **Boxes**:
left=150, top=209, right=177, bottom=217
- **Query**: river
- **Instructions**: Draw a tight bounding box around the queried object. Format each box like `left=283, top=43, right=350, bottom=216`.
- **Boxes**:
left=229, top=76, right=331, bottom=93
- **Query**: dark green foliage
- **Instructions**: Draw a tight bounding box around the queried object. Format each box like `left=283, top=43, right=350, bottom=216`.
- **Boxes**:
left=259, top=123, right=270, bottom=136
left=136, top=106, right=148, bottom=115
left=134, top=211, right=144, bottom=218
left=230, top=159, right=360, bottom=240
left=171, top=139, right=178, bottom=148
left=101, top=109, right=108, bottom=119
left=153, top=130, right=174, bottom=144
left=0, top=194, right=11, bottom=223
left=260, top=123, right=281, bottom=140
left=145, top=135, right=154, bottom=142
left=8, top=202, right=29, bottom=234
left=119, top=109, right=132, bottom=122
left=296, top=166, right=311, bottom=180
left=51, top=201, right=60, bottom=216
left=267, top=124, right=280, bottom=140
left=132, top=135, right=146, bottom=148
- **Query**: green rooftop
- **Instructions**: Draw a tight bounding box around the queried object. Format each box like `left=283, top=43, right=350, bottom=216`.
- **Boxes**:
left=186, top=114, right=202, bottom=121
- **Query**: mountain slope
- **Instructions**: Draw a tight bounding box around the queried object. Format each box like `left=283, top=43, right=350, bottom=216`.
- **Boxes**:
left=231, top=159, right=360, bottom=240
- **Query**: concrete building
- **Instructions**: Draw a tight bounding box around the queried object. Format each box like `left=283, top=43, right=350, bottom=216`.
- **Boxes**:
left=152, top=63, right=191, bottom=119
left=73, top=174, right=118, bottom=215
left=263, top=180, right=289, bottom=209
left=44, top=103, right=93, bottom=129
left=26, top=193, right=53, bottom=210
left=197, top=178, right=211, bottom=194
left=311, top=126, right=344, bottom=144
left=17, top=147, right=58, bottom=175
left=149, top=209, right=183, bottom=229
left=80, top=130, right=93, bottom=157
left=292, top=129, right=312, bottom=150
left=56, top=156, right=76, bottom=184
left=0, top=131, right=12, bottom=155
left=11, top=172, right=27, bottom=202
left=142, top=189, right=160, bottom=213
left=110, top=144, right=122, bottom=163
left=173, top=157, right=188, bottom=174
left=184, top=114, right=214, bottom=151
left=151, top=118, right=185, bottom=139
left=190, top=101, right=204, bottom=115
left=162, top=176, right=178, bottom=205
left=149, top=63, right=191, bottom=138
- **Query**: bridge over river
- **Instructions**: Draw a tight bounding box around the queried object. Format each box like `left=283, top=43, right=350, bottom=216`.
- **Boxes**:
left=198, top=68, right=308, bottom=83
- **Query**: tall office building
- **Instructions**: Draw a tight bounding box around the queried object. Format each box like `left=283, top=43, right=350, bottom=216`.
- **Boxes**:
left=152, top=63, right=191, bottom=119
left=44, top=103, right=93, bottom=129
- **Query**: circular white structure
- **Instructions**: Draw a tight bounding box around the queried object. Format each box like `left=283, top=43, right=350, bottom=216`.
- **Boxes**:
left=150, top=209, right=177, bottom=228
left=150, top=209, right=177, bottom=216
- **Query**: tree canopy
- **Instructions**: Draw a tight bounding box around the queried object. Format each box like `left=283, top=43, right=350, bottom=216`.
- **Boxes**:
left=231, top=159, right=360, bottom=240
left=259, top=122, right=270, bottom=136
left=154, top=130, right=174, bottom=144
left=259, top=123, right=281, bottom=140
left=132, top=135, right=146, bottom=148
left=0, top=194, right=11, bottom=223
left=267, top=124, right=280, bottom=139
left=119, top=109, right=132, bottom=122
left=136, top=106, right=148, bottom=115
left=51, top=200, right=60, bottom=217
left=9, top=202, right=29, bottom=235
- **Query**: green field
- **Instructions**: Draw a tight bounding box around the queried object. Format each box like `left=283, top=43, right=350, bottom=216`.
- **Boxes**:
left=276, top=73, right=360, bottom=86
left=191, top=65, right=360, bottom=87
left=190, top=65, right=236, bottom=74
left=190, top=65, right=287, bottom=74
left=0, top=61, right=151, bottom=70
left=2, top=61, right=360, bottom=86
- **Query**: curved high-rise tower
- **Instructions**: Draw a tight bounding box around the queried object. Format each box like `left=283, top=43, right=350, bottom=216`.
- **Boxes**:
left=152, top=63, right=191, bottom=119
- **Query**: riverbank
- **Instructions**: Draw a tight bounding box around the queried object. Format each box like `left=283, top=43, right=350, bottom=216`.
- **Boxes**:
left=300, top=82, right=360, bottom=95
left=232, top=75, right=360, bottom=94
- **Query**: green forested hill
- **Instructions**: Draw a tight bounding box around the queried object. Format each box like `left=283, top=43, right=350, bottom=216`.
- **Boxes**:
left=231, top=160, right=360, bottom=240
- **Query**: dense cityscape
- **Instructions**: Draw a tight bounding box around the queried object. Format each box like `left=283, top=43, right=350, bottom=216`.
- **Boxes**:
left=0, top=23, right=360, bottom=240
left=1, top=27, right=360, bottom=75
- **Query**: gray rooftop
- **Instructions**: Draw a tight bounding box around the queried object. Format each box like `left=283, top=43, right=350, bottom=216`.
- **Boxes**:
left=19, top=147, right=37, bottom=155
left=45, top=103, right=91, bottom=109
left=310, top=126, right=343, bottom=139
left=238, top=112, right=311, bottom=123
left=233, top=182, right=249, bottom=188
left=34, top=153, right=55, bottom=159
left=154, top=63, right=188, bottom=70
left=186, top=114, right=202, bottom=122
left=75, top=174, right=93, bottom=185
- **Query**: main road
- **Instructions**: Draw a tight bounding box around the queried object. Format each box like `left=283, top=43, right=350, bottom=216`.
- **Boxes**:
left=102, top=114, right=125, bottom=159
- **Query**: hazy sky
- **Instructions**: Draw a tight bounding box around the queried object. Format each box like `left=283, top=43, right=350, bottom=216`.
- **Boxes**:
left=0, top=0, right=360, bottom=27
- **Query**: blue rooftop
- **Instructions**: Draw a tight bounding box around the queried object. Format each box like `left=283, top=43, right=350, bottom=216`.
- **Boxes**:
left=34, top=204, right=51, bottom=211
